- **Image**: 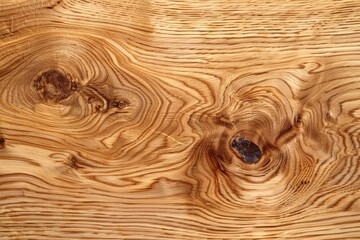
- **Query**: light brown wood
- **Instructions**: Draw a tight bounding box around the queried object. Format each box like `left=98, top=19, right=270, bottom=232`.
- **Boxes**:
left=1, top=0, right=360, bottom=239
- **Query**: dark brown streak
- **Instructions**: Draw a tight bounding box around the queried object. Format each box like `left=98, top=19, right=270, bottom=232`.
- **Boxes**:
left=275, top=124, right=299, bottom=146
left=0, top=137, right=5, bottom=149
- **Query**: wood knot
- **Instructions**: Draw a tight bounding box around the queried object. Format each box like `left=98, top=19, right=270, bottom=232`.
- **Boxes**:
left=111, top=99, right=129, bottom=109
left=294, top=114, right=303, bottom=128
left=68, top=155, right=83, bottom=170
left=47, top=0, right=61, bottom=9
left=230, top=136, right=262, bottom=164
left=34, top=69, right=77, bottom=103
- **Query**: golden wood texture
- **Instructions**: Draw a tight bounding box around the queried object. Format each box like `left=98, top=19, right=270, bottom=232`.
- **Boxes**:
left=1, top=0, right=360, bottom=239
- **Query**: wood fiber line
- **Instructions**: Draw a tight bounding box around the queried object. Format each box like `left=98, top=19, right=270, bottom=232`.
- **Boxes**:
left=1, top=0, right=360, bottom=239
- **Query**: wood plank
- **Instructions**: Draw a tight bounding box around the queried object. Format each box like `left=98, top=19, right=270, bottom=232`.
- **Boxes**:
left=1, top=0, right=360, bottom=239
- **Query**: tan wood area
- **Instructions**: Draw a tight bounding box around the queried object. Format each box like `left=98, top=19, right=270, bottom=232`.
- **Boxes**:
left=1, top=0, right=360, bottom=239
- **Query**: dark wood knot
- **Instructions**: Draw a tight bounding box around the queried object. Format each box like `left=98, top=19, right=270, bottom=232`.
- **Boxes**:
left=231, top=136, right=262, bottom=164
left=34, top=69, right=77, bottom=102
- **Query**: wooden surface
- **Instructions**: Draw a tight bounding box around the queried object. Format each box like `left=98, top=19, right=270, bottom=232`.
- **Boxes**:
left=1, top=0, right=360, bottom=239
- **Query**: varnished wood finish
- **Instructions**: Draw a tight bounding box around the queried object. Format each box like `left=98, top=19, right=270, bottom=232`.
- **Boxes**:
left=1, top=0, right=360, bottom=239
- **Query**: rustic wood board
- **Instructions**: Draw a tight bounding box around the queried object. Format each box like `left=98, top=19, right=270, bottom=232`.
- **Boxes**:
left=1, top=0, right=360, bottom=239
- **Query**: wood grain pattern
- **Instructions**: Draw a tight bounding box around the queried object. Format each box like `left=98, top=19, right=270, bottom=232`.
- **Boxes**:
left=1, top=0, right=360, bottom=239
